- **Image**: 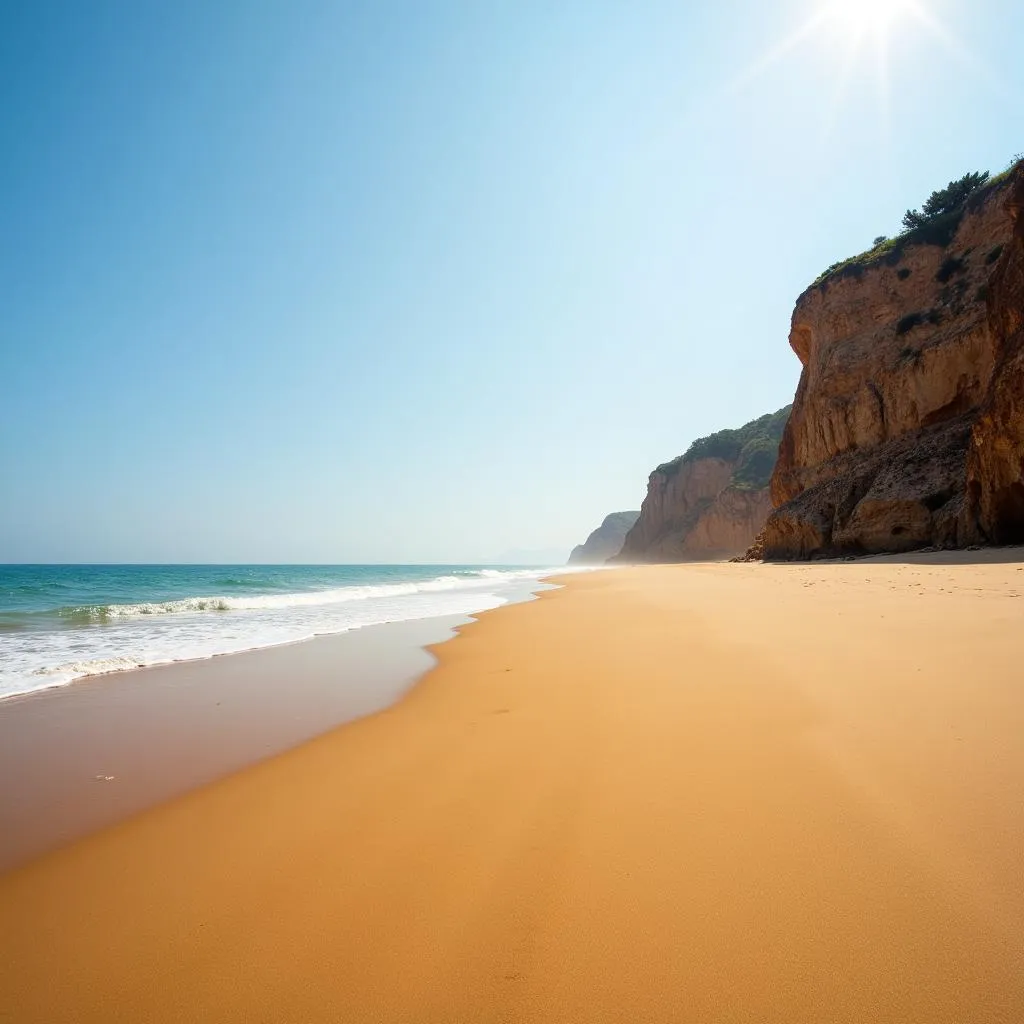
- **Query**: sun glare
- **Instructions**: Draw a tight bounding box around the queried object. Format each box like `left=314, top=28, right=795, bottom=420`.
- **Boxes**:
left=824, top=0, right=912, bottom=40
left=729, top=0, right=992, bottom=147
left=729, top=0, right=975, bottom=128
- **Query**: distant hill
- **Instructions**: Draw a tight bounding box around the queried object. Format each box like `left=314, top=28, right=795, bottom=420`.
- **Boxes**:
left=615, top=407, right=790, bottom=562
left=567, top=511, right=641, bottom=565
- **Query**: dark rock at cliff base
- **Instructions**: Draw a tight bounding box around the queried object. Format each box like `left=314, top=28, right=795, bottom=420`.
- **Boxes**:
left=567, top=511, right=640, bottom=565
left=759, top=417, right=973, bottom=558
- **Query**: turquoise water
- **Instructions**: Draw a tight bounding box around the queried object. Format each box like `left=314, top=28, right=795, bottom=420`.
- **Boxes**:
left=0, top=564, right=563, bottom=699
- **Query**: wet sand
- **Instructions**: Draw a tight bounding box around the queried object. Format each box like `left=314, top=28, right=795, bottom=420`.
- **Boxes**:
left=0, top=615, right=468, bottom=871
left=1, top=559, right=1023, bottom=1022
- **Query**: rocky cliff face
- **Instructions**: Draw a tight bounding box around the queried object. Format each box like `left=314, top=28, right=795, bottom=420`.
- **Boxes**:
left=616, top=409, right=789, bottom=562
left=567, top=511, right=640, bottom=564
left=761, top=167, right=1023, bottom=558
left=967, top=172, right=1024, bottom=543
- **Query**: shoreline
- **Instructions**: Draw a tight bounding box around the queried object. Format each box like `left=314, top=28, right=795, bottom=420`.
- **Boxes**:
left=0, top=576, right=558, bottom=871
left=0, top=569, right=569, bottom=704
left=2, top=558, right=1023, bottom=1021
left=0, top=622, right=436, bottom=706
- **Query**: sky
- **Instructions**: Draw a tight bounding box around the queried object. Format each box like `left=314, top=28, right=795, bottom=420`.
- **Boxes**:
left=2, top=0, right=1022, bottom=564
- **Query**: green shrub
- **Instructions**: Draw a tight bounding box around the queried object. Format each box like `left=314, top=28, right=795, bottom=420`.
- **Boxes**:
left=936, top=255, right=966, bottom=283
left=986, top=244, right=1004, bottom=265
left=657, top=406, right=792, bottom=491
left=896, top=308, right=944, bottom=334
left=730, top=440, right=780, bottom=491
left=812, top=166, right=1006, bottom=289
left=896, top=312, right=925, bottom=335
left=911, top=209, right=964, bottom=248
left=902, top=171, right=989, bottom=230
left=810, top=236, right=899, bottom=288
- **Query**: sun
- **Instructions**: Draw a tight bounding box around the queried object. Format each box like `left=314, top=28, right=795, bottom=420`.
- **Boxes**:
left=729, top=0, right=974, bottom=127
left=824, top=0, right=913, bottom=40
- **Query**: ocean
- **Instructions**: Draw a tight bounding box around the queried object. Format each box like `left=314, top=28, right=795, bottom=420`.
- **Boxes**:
left=0, top=564, right=566, bottom=700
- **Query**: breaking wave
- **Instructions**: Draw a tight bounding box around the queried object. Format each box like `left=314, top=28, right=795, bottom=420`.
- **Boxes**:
left=54, top=570, right=550, bottom=622
left=0, top=566, right=582, bottom=699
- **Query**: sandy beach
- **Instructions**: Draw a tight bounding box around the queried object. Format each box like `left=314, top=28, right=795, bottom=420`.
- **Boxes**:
left=0, top=614, right=471, bottom=871
left=1, top=559, right=1023, bottom=1022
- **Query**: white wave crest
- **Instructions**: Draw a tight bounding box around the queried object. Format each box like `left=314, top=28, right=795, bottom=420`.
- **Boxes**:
left=0, top=566, right=582, bottom=700
left=63, top=568, right=562, bottom=621
left=35, top=655, right=147, bottom=678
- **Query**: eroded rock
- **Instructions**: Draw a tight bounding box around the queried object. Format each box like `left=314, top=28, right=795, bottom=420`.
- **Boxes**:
left=762, top=168, right=1022, bottom=558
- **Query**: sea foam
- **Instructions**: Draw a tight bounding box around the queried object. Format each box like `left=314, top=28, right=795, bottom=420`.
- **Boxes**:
left=57, top=573, right=510, bottom=621
left=0, top=566, right=575, bottom=699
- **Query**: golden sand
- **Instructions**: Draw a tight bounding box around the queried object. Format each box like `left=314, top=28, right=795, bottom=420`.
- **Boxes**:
left=1, top=560, right=1023, bottom=1022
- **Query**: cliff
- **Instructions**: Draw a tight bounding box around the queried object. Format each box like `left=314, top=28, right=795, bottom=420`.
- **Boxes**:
left=967, top=170, right=1024, bottom=543
left=761, top=165, right=1024, bottom=558
left=567, top=511, right=640, bottom=565
left=616, top=408, right=789, bottom=562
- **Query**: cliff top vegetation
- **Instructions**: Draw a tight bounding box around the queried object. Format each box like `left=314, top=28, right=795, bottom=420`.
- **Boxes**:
left=656, top=406, right=791, bottom=491
left=809, top=157, right=1022, bottom=291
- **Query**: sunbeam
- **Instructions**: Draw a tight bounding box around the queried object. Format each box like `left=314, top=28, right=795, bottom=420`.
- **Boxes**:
left=726, top=7, right=832, bottom=95
left=728, top=0, right=983, bottom=119
left=906, top=0, right=1009, bottom=95
left=818, top=27, right=866, bottom=147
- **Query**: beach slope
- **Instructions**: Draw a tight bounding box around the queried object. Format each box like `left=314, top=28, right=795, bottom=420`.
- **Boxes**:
left=1, top=561, right=1023, bottom=1022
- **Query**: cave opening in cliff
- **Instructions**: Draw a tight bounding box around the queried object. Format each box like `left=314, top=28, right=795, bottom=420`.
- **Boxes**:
left=992, top=482, right=1024, bottom=544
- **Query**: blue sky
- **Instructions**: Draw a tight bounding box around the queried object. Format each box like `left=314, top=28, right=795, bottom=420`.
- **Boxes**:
left=2, top=0, right=1022, bottom=563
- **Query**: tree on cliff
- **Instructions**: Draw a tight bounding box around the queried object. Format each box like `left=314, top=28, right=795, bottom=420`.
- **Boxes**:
left=902, top=171, right=990, bottom=231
